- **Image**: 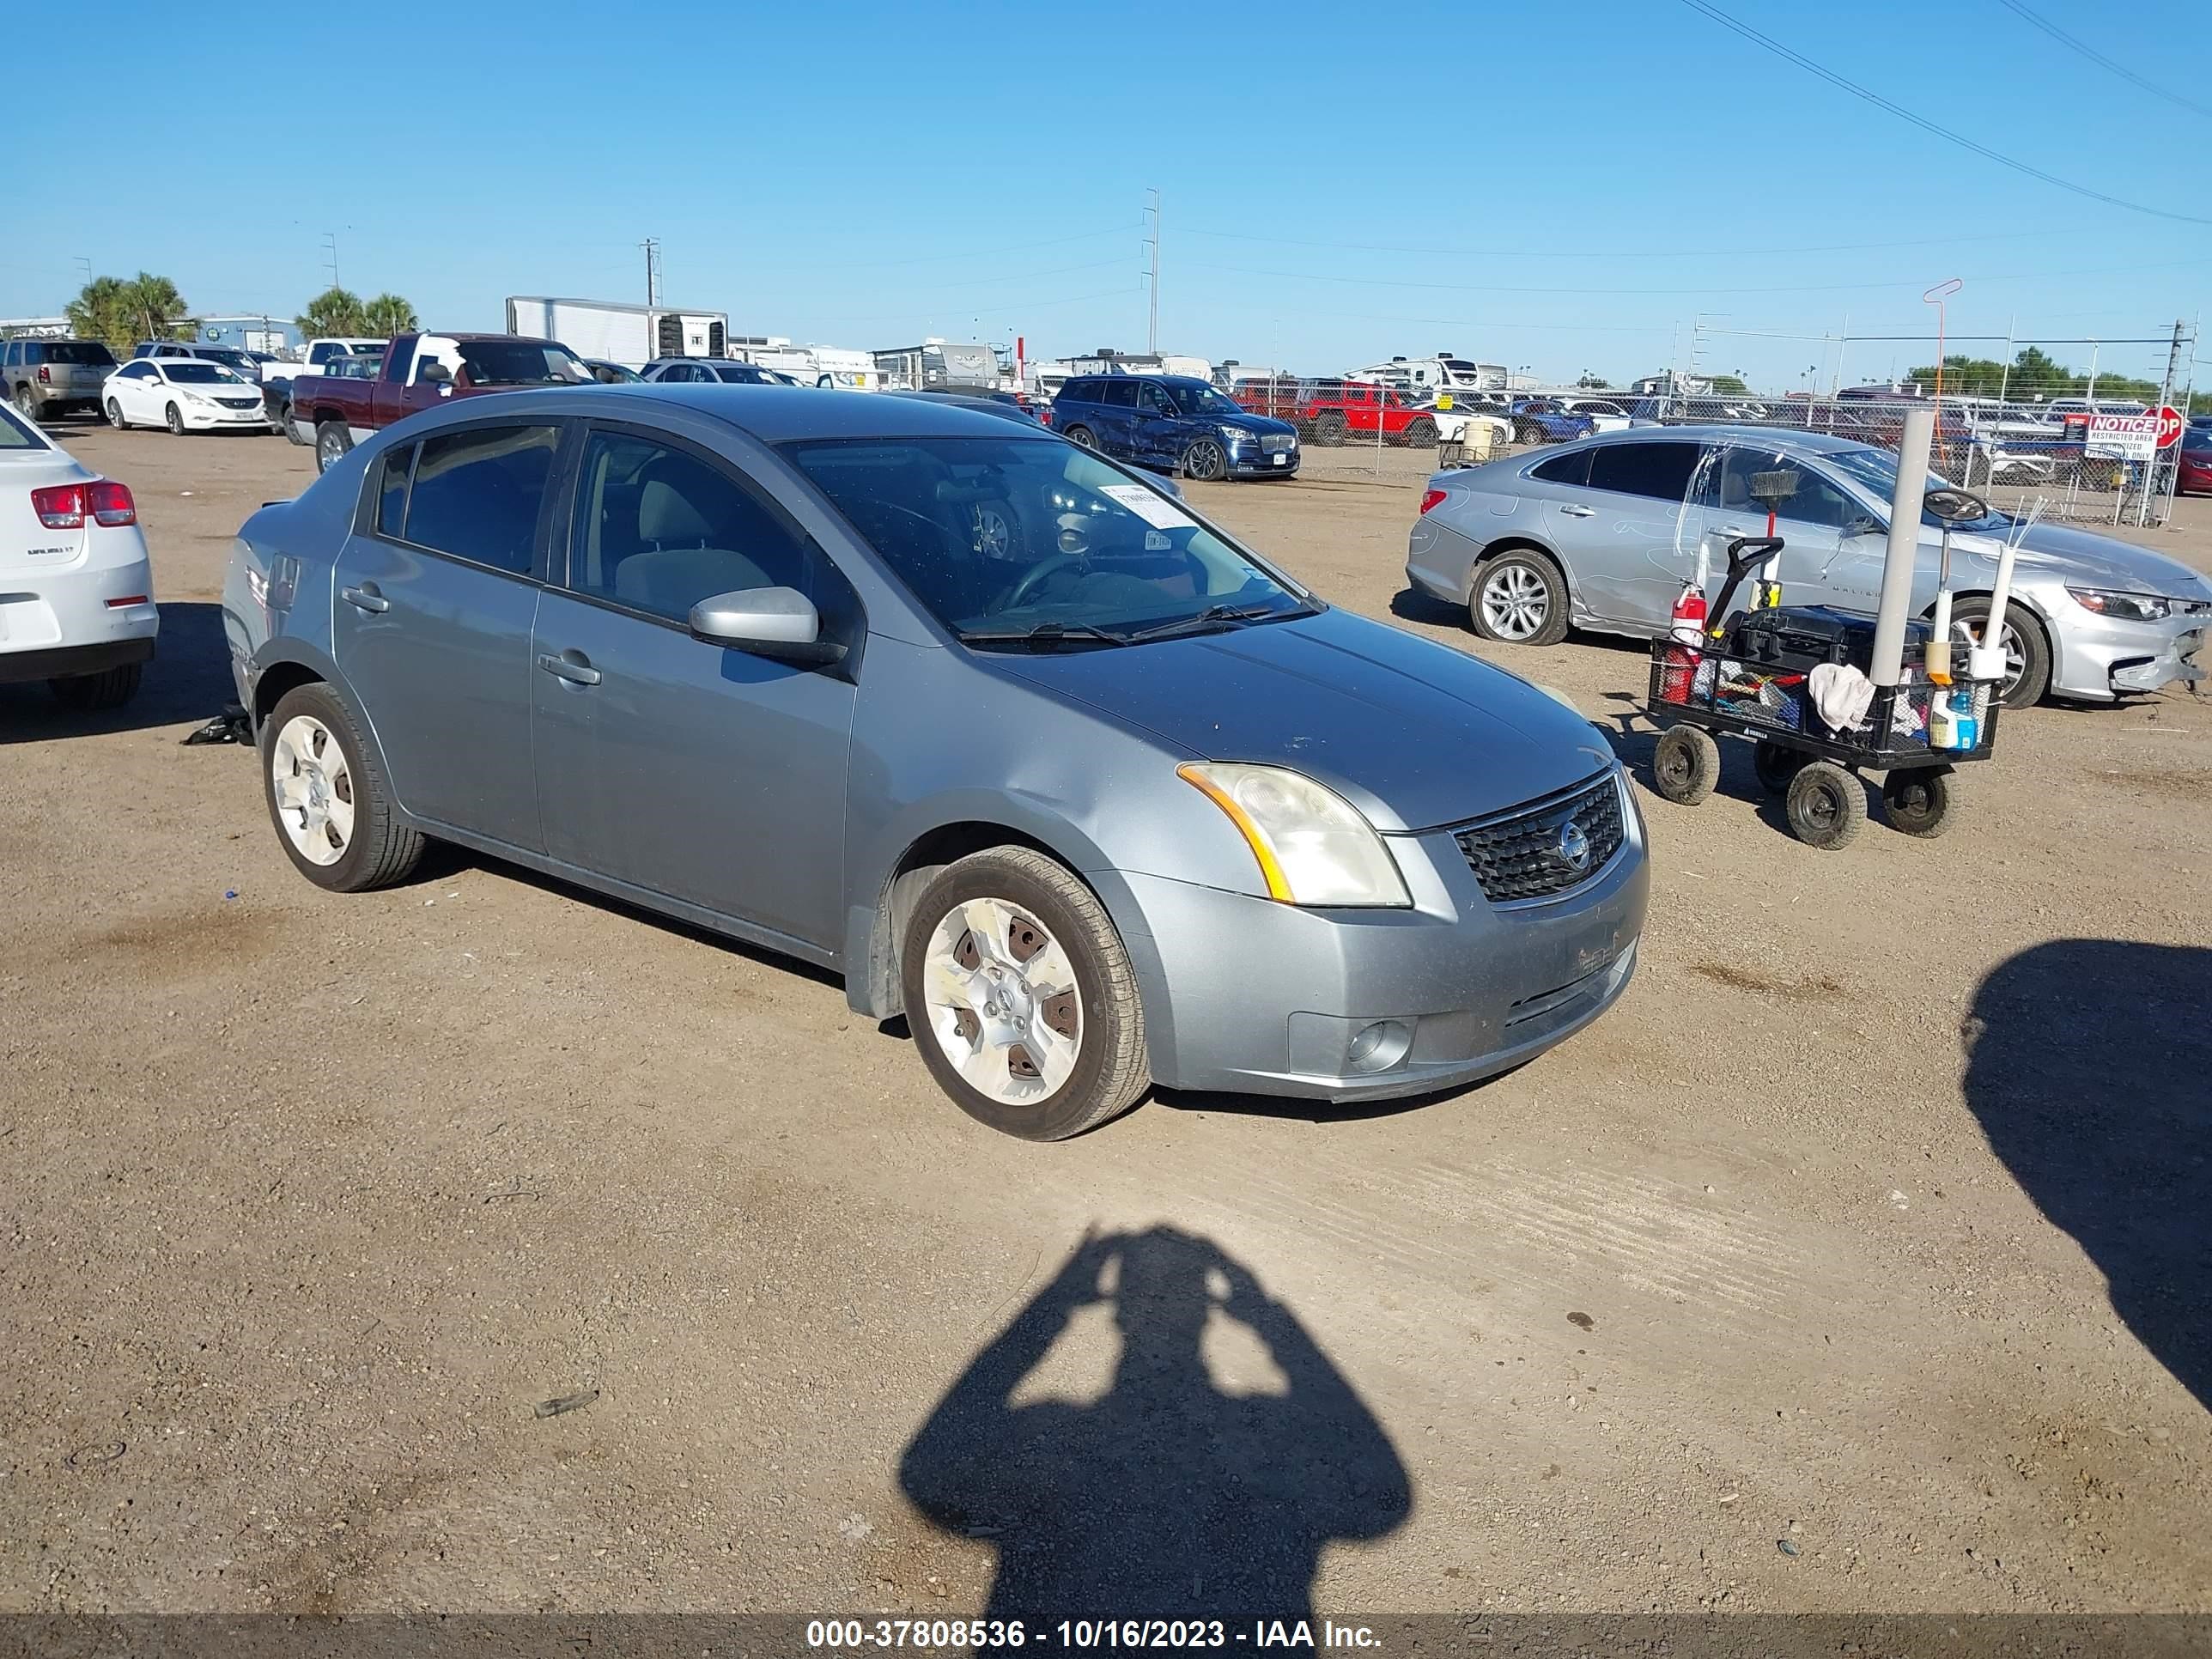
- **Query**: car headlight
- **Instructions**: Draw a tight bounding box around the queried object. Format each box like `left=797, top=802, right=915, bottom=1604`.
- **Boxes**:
left=1178, top=763, right=1411, bottom=908
left=2067, top=586, right=2172, bottom=622
left=1218, top=424, right=1249, bottom=444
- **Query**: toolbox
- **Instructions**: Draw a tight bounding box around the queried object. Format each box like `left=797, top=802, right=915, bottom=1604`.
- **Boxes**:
left=1724, top=605, right=1931, bottom=677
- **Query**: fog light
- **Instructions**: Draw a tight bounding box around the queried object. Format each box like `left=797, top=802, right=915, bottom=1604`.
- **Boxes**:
left=1346, top=1019, right=1412, bottom=1073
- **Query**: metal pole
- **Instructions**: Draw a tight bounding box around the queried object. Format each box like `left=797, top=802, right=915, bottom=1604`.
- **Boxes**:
left=1146, top=189, right=1160, bottom=357
left=2140, top=318, right=2185, bottom=526
left=1871, top=406, right=1936, bottom=689
left=1832, top=313, right=1849, bottom=399
left=1997, top=313, right=2014, bottom=407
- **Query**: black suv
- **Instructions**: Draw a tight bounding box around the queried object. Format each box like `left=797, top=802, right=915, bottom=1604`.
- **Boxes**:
left=3, top=337, right=118, bottom=421
left=1051, top=374, right=1298, bottom=481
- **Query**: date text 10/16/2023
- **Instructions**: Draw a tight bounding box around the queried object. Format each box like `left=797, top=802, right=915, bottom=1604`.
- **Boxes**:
left=805, top=1619, right=1383, bottom=1650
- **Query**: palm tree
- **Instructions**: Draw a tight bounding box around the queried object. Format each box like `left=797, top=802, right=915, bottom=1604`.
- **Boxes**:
left=66, top=276, right=134, bottom=352
left=296, top=286, right=369, bottom=338
left=361, top=293, right=418, bottom=336
left=121, top=272, right=188, bottom=346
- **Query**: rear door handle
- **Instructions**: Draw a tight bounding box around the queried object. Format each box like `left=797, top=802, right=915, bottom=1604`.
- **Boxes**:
left=537, top=651, right=601, bottom=687
left=340, top=583, right=389, bottom=613
left=1559, top=503, right=1595, bottom=518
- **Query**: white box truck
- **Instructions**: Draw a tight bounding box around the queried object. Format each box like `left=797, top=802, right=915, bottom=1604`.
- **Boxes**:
left=503, top=298, right=731, bottom=369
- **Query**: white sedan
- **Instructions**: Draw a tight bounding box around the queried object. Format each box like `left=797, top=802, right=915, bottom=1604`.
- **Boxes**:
left=103, top=357, right=273, bottom=435
left=0, top=402, right=157, bottom=708
left=1564, top=398, right=1632, bottom=434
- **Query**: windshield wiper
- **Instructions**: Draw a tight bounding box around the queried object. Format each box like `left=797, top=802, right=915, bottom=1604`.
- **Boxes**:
left=958, top=620, right=1129, bottom=651
left=1122, top=602, right=1310, bottom=644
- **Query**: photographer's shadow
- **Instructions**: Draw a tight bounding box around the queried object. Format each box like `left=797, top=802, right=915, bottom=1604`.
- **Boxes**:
left=899, top=1226, right=1409, bottom=1625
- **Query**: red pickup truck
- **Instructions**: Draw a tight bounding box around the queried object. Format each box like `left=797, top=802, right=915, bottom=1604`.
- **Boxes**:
left=1296, top=380, right=1439, bottom=447
left=290, top=331, right=594, bottom=473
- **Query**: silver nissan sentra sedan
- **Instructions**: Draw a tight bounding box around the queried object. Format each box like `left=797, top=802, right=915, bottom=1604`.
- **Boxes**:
left=224, top=386, right=1647, bottom=1139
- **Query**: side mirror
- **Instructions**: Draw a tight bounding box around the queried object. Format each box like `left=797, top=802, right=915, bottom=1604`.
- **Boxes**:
left=1923, top=486, right=1988, bottom=525
left=688, top=586, right=843, bottom=666
left=417, top=361, right=452, bottom=386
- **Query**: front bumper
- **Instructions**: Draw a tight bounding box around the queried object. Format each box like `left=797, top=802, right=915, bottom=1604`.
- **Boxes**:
left=1109, top=786, right=1650, bottom=1101
left=180, top=400, right=275, bottom=430
left=1226, top=446, right=1299, bottom=477
left=2049, top=599, right=2209, bottom=700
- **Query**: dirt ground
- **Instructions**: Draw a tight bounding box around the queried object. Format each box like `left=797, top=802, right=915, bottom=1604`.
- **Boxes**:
left=2, top=422, right=2207, bottom=1620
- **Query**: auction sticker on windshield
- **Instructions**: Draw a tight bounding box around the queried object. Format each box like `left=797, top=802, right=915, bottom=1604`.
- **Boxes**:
left=1100, top=483, right=1195, bottom=530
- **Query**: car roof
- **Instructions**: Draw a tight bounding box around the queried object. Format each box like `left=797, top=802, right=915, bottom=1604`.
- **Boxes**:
left=1559, top=423, right=1874, bottom=455
left=398, top=384, right=1052, bottom=443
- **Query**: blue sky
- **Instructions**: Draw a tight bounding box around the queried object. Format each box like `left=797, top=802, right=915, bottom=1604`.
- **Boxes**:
left=9, top=0, right=2207, bottom=392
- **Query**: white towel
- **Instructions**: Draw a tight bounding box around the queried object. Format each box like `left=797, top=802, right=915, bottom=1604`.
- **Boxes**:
left=1808, top=661, right=1875, bottom=732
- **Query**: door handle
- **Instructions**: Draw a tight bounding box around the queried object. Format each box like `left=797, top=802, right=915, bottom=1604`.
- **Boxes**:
left=537, top=651, right=601, bottom=687
left=340, top=583, right=389, bottom=613
left=1559, top=503, right=1595, bottom=518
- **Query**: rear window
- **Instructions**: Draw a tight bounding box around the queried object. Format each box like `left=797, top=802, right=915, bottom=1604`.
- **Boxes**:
left=1528, top=448, right=1591, bottom=487
left=33, top=342, right=117, bottom=366
left=1058, top=380, right=1098, bottom=404
left=1588, top=441, right=1702, bottom=501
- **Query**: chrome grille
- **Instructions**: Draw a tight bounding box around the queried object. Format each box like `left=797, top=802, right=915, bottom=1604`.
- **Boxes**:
left=1260, top=434, right=1295, bottom=453
left=1454, top=771, right=1624, bottom=902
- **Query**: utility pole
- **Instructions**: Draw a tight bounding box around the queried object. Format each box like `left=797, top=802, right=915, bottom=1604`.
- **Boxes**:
left=641, top=239, right=661, bottom=309
left=2142, top=317, right=2187, bottom=526
left=321, top=232, right=340, bottom=290
left=1144, top=189, right=1160, bottom=356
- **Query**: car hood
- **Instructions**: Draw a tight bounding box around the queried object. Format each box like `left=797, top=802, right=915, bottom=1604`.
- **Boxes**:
left=1217, top=410, right=1297, bottom=437
left=1956, top=521, right=2212, bottom=600
left=986, top=606, right=1616, bottom=832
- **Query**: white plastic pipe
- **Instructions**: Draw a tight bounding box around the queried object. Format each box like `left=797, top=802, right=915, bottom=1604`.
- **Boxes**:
left=1969, top=531, right=2023, bottom=683
left=1869, top=406, right=1936, bottom=688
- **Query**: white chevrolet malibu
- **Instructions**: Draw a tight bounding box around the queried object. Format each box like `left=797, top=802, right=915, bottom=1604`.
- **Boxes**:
left=0, top=402, right=156, bottom=708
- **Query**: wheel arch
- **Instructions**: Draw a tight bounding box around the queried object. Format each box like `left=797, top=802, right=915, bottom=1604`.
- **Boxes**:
left=1467, top=534, right=1580, bottom=607
left=1922, top=584, right=2057, bottom=678
left=246, top=646, right=408, bottom=816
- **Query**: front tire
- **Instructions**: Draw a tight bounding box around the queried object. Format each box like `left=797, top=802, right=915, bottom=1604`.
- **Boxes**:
left=1949, top=595, right=2050, bottom=708
left=1468, top=549, right=1571, bottom=647
left=165, top=402, right=186, bottom=436
left=1651, top=724, right=1720, bottom=805
left=106, top=398, right=127, bottom=430
left=261, top=683, right=424, bottom=892
left=1182, top=437, right=1226, bottom=481
left=1752, top=738, right=1806, bottom=794
left=49, top=663, right=142, bottom=710
left=1784, top=761, right=1863, bottom=851
left=900, top=847, right=1148, bottom=1141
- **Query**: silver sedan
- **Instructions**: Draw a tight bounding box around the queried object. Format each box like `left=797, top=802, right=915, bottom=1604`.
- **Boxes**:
left=1407, top=426, right=2210, bottom=705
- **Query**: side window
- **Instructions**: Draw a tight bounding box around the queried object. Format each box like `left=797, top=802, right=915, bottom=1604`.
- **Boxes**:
left=568, top=429, right=824, bottom=625
left=310, top=343, right=335, bottom=366
left=2, top=343, right=15, bottom=368
left=1528, top=447, right=1591, bottom=487
left=1717, top=452, right=1855, bottom=528
left=1139, top=382, right=1176, bottom=416
left=401, top=424, right=558, bottom=575
left=375, top=442, right=416, bottom=537
left=1099, top=380, right=1137, bottom=409
left=1587, top=441, right=1701, bottom=502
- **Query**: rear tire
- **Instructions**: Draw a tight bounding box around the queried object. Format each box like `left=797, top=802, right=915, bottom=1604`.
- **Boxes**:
left=49, top=662, right=142, bottom=710
left=1062, top=424, right=1097, bottom=450
left=899, top=847, right=1148, bottom=1141
left=1881, top=766, right=1958, bottom=838
left=1651, top=725, right=1720, bottom=805
left=15, top=384, right=40, bottom=421
left=314, top=419, right=352, bottom=474
left=1314, top=412, right=1346, bottom=447
left=1402, top=416, right=1437, bottom=447
left=1784, top=761, right=1863, bottom=851
left=1468, top=549, right=1571, bottom=647
left=261, top=682, right=424, bottom=892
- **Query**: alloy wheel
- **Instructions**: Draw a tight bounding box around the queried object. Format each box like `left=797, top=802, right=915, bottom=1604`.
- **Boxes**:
left=919, top=896, right=1083, bottom=1106
left=270, top=715, right=356, bottom=866
left=1480, top=564, right=1551, bottom=641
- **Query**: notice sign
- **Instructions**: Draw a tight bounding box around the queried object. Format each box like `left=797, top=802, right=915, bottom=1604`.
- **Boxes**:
left=2085, top=411, right=2160, bottom=461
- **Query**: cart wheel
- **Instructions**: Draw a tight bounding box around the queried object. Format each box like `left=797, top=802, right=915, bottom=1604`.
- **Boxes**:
left=1651, top=725, right=1721, bottom=805
left=1752, top=739, right=1807, bottom=795
left=1784, top=761, right=1863, bottom=851
left=1881, top=766, right=1958, bottom=839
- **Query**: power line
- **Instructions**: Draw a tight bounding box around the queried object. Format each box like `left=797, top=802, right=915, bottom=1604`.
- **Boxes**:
left=1994, top=0, right=2212, bottom=122
left=1676, top=0, right=2212, bottom=226
left=1176, top=225, right=2069, bottom=262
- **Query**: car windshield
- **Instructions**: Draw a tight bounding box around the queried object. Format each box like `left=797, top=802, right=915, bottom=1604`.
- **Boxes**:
left=1823, top=445, right=2013, bottom=531
left=787, top=436, right=1313, bottom=645
left=167, top=362, right=246, bottom=384
left=1165, top=382, right=1243, bottom=417
left=43, top=342, right=116, bottom=366
left=458, top=341, right=591, bottom=386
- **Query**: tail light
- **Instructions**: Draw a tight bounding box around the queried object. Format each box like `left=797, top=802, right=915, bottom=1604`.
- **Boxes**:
left=37, top=366, right=52, bottom=384
left=1038, top=407, right=1053, bottom=426
left=89, top=480, right=137, bottom=526
left=31, top=483, right=86, bottom=528
left=1419, top=489, right=1448, bottom=515
left=29, top=480, right=135, bottom=530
